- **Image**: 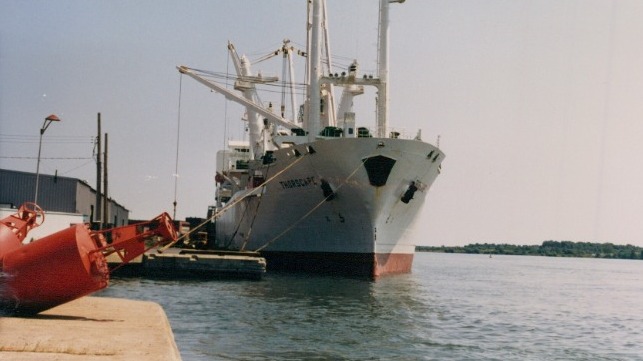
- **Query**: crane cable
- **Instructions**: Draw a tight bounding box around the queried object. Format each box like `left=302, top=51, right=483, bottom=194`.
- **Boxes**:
left=172, top=74, right=183, bottom=220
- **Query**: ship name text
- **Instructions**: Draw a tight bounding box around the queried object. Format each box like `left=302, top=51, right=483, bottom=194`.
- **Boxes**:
left=279, top=176, right=318, bottom=189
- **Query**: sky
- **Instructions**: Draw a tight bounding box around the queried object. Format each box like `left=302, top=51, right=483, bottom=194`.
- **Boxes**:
left=2, top=0, right=643, bottom=247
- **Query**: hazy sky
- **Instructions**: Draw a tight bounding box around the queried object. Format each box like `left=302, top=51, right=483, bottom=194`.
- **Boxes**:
left=2, top=0, right=643, bottom=247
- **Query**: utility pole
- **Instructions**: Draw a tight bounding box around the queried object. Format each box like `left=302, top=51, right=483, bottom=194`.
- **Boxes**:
left=103, top=133, right=109, bottom=227
left=95, top=113, right=102, bottom=229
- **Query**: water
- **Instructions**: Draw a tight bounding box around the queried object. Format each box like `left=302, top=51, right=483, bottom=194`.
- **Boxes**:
left=97, top=253, right=643, bottom=360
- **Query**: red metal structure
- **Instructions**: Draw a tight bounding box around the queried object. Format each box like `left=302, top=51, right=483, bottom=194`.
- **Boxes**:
left=0, top=203, right=43, bottom=257
left=0, top=203, right=177, bottom=315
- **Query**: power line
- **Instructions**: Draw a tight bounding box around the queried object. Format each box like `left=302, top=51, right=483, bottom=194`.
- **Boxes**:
left=0, top=134, right=94, bottom=144
left=0, top=133, right=94, bottom=139
left=59, top=158, right=95, bottom=176
left=0, top=156, right=92, bottom=160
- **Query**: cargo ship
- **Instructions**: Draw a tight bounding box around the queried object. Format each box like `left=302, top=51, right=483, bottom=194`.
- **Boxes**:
left=178, top=0, right=444, bottom=277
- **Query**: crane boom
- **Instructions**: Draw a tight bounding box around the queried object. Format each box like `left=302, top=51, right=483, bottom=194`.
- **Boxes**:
left=177, top=66, right=300, bottom=131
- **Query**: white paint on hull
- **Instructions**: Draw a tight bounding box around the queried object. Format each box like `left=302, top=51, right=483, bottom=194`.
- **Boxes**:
left=215, top=137, right=443, bottom=257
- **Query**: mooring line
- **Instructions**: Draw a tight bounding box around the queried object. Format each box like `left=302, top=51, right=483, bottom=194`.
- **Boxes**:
left=254, top=154, right=371, bottom=252
left=158, top=151, right=309, bottom=252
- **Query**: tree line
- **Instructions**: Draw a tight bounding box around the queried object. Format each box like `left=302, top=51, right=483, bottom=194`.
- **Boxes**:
left=416, top=240, right=643, bottom=260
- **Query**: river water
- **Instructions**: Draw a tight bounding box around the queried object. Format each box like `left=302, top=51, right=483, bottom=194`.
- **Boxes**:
left=97, top=252, right=643, bottom=360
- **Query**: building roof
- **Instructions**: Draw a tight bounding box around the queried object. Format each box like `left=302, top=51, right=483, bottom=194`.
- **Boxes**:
left=0, top=168, right=129, bottom=212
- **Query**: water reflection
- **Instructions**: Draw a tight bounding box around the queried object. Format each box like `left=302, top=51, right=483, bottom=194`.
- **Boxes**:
left=100, top=271, right=439, bottom=360
left=98, top=254, right=643, bottom=360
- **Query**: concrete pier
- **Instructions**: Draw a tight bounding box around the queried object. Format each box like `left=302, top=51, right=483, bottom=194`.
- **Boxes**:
left=0, top=296, right=181, bottom=361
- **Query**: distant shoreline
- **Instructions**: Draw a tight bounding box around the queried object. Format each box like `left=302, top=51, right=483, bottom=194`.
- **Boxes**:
left=416, top=240, right=643, bottom=260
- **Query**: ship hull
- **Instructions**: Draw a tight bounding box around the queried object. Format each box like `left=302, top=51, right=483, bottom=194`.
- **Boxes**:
left=215, top=137, right=443, bottom=277
left=257, top=251, right=414, bottom=277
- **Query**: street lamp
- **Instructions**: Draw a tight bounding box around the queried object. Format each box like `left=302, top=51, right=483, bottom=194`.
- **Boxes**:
left=34, top=114, right=61, bottom=206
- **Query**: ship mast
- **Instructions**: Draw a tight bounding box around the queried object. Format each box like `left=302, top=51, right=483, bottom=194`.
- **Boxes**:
left=305, top=0, right=323, bottom=142
left=377, top=0, right=391, bottom=138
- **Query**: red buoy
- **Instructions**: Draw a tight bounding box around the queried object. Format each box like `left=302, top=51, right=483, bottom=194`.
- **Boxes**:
left=1, top=224, right=109, bottom=314
left=0, top=204, right=176, bottom=315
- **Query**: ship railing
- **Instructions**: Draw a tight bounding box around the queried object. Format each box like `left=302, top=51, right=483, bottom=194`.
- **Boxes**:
left=353, top=126, right=417, bottom=140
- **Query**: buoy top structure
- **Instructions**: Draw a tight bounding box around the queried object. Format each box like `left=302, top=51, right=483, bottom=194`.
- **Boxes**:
left=0, top=203, right=43, bottom=259
left=0, top=203, right=177, bottom=315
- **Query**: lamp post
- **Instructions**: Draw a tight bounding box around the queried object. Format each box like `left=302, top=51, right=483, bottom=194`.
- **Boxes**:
left=34, top=114, right=61, bottom=205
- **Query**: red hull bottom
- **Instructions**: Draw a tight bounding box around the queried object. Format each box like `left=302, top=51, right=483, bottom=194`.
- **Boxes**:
left=374, top=253, right=414, bottom=277
left=260, top=251, right=414, bottom=278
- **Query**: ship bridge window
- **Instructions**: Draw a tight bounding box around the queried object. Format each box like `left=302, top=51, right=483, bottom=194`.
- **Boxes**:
left=319, top=126, right=343, bottom=137
left=236, top=160, right=249, bottom=169
left=291, top=127, right=307, bottom=136
left=357, top=127, right=372, bottom=138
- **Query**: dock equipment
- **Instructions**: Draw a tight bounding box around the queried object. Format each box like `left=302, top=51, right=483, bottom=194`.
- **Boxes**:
left=145, top=249, right=266, bottom=280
